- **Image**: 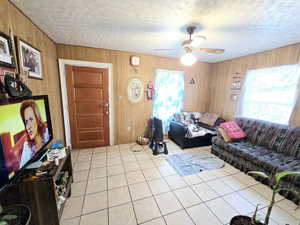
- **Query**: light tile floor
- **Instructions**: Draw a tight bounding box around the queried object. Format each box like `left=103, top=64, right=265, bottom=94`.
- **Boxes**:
left=61, top=140, right=300, bottom=225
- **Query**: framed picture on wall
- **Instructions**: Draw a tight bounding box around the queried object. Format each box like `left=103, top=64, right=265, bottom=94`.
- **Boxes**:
left=0, top=31, right=16, bottom=68
left=230, top=94, right=238, bottom=101
left=17, top=39, right=43, bottom=79
left=231, top=75, right=242, bottom=90
left=231, top=80, right=241, bottom=90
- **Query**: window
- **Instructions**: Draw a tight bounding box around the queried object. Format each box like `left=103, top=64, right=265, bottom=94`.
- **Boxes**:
left=236, top=64, right=300, bottom=124
left=152, top=69, right=184, bottom=133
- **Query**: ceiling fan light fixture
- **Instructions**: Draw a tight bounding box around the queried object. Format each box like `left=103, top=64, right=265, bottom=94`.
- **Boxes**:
left=180, top=53, right=197, bottom=66
left=190, top=36, right=206, bottom=48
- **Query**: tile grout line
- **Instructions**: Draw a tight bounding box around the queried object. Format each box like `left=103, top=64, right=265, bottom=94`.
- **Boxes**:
left=106, top=145, right=120, bottom=225
left=120, top=145, right=141, bottom=225
left=120, top=147, right=246, bottom=224
left=135, top=146, right=167, bottom=223
left=69, top=147, right=107, bottom=222
left=145, top=147, right=192, bottom=224
left=159, top=165, right=197, bottom=225
left=79, top=147, right=96, bottom=225
left=142, top=161, right=168, bottom=225
left=181, top=155, right=235, bottom=225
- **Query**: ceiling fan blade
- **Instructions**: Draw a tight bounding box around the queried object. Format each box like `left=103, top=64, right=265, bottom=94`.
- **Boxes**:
left=195, top=48, right=225, bottom=54
left=153, top=48, right=177, bottom=51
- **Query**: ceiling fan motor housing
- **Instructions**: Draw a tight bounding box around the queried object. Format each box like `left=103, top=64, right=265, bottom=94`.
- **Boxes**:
left=186, top=26, right=197, bottom=36
left=182, top=26, right=203, bottom=49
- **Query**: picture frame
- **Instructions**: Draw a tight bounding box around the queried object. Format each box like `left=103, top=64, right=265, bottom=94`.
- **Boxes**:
left=230, top=94, right=238, bottom=102
left=231, top=80, right=241, bottom=90
left=17, top=38, right=43, bottom=79
left=231, top=76, right=242, bottom=90
left=0, top=31, right=16, bottom=68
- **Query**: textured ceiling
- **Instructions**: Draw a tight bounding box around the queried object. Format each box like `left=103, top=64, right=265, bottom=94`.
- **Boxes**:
left=11, top=0, right=300, bottom=62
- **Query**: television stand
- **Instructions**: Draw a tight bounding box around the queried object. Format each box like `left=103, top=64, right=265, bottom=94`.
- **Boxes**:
left=0, top=147, right=73, bottom=225
left=26, top=149, right=50, bottom=169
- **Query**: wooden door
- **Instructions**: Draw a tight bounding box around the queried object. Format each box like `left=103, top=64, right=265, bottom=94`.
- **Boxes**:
left=65, top=65, right=109, bottom=148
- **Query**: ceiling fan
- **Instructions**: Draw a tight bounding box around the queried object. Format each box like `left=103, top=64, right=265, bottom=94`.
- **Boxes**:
left=156, top=25, right=225, bottom=65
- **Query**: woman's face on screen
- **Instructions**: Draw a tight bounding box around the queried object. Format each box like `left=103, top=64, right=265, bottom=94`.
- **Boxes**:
left=24, top=106, right=38, bottom=140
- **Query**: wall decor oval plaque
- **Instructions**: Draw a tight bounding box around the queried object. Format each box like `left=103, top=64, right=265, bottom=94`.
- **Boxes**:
left=127, top=78, right=144, bottom=103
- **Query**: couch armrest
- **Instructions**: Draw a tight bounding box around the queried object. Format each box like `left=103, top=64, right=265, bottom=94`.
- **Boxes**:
left=169, top=121, right=188, bottom=133
left=195, top=117, right=225, bottom=131
left=168, top=121, right=188, bottom=147
left=197, top=122, right=215, bottom=131
left=214, top=117, right=226, bottom=127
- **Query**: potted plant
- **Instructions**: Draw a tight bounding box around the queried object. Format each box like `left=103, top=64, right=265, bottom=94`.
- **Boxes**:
left=230, top=170, right=300, bottom=225
left=0, top=169, right=31, bottom=225
left=0, top=204, right=31, bottom=225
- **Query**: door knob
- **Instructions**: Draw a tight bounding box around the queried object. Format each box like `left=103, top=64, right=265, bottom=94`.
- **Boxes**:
left=100, top=103, right=109, bottom=107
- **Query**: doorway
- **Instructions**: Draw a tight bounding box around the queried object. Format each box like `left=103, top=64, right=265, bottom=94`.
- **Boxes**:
left=65, top=65, right=109, bottom=148
left=58, top=59, right=114, bottom=148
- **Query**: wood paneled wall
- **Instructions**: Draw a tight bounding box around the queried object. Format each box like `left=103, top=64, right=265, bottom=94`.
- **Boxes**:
left=8, top=0, right=300, bottom=144
left=0, top=0, right=64, bottom=142
left=57, top=44, right=212, bottom=144
left=208, top=43, right=300, bottom=126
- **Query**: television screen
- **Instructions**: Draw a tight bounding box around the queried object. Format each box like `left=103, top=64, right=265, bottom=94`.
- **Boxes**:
left=0, top=95, right=53, bottom=186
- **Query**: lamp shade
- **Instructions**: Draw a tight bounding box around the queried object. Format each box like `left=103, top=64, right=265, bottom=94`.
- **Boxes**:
left=180, top=53, right=197, bottom=66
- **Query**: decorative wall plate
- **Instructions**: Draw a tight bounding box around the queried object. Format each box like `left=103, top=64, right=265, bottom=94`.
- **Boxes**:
left=127, top=78, right=144, bottom=103
left=130, top=56, right=140, bottom=66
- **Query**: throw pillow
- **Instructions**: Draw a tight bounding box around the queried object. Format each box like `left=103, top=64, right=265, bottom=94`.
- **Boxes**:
left=218, top=127, right=232, bottom=142
left=191, top=112, right=201, bottom=120
left=182, top=112, right=195, bottom=124
left=199, top=113, right=219, bottom=126
left=191, top=112, right=202, bottom=124
left=220, top=121, right=247, bottom=140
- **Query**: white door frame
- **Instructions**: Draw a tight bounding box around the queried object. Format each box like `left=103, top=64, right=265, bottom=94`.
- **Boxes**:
left=58, top=59, right=114, bottom=147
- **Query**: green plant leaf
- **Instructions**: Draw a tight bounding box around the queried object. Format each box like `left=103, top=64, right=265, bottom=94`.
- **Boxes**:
left=2, top=215, right=17, bottom=220
left=0, top=221, right=8, bottom=225
left=275, top=171, right=300, bottom=184
left=248, top=171, right=269, bottom=179
left=275, top=188, right=300, bottom=198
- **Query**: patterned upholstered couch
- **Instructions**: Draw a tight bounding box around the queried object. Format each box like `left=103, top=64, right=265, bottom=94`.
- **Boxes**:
left=212, top=117, right=300, bottom=204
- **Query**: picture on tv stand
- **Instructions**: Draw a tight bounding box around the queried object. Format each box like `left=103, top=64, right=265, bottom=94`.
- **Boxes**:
left=0, top=95, right=53, bottom=185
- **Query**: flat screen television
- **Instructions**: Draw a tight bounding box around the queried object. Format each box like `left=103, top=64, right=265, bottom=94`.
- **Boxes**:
left=0, top=95, right=53, bottom=190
